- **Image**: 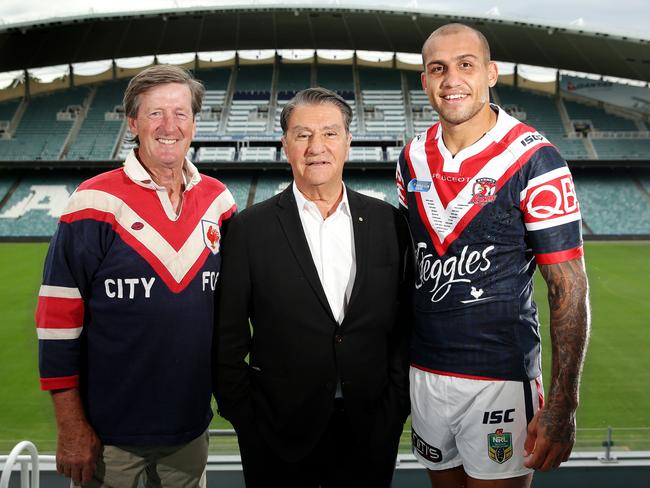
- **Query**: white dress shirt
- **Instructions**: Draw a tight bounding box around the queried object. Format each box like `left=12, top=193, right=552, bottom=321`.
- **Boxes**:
left=292, top=182, right=356, bottom=325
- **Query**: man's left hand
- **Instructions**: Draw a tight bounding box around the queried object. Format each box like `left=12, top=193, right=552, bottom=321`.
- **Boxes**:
left=523, top=407, right=575, bottom=471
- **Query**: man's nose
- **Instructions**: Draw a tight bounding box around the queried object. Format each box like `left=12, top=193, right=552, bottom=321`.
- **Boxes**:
left=161, top=112, right=176, bottom=131
left=307, top=134, right=326, bottom=154
left=442, top=66, right=462, bottom=87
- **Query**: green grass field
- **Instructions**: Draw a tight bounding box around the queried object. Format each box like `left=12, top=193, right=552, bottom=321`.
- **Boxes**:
left=1, top=241, right=649, bottom=454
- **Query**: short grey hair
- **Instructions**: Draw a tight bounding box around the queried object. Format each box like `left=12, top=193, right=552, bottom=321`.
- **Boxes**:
left=280, top=87, right=353, bottom=134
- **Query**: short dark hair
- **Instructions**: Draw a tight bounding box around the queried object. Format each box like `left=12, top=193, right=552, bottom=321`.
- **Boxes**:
left=280, top=87, right=353, bottom=134
left=422, top=23, right=491, bottom=66
left=123, top=65, right=204, bottom=144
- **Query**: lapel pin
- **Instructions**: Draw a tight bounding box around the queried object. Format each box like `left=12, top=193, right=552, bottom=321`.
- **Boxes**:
left=358, top=217, right=364, bottom=222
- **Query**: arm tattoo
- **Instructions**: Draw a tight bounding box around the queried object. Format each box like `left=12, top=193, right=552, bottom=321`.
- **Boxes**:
left=538, top=258, right=591, bottom=442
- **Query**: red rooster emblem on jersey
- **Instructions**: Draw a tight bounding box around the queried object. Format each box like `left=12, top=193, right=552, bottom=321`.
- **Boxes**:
left=201, top=220, right=221, bottom=255
left=207, top=225, right=219, bottom=249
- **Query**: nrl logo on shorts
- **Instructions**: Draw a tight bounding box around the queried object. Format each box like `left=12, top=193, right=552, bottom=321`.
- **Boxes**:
left=487, top=428, right=513, bottom=464
left=470, top=177, right=497, bottom=206
left=201, top=220, right=221, bottom=255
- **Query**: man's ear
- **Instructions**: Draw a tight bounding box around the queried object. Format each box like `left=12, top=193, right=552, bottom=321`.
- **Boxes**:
left=487, top=61, right=499, bottom=88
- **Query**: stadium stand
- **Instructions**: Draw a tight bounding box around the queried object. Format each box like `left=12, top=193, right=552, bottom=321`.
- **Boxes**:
left=195, top=68, right=231, bottom=140
left=0, top=88, right=89, bottom=161
left=496, top=85, right=590, bottom=160
left=0, top=99, right=21, bottom=137
left=195, top=146, right=237, bottom=163
left=0, top=174, right=85, bottom=236
left=66, top=81, right=127, bottom=160
left=405, top=70, right=439, bottom=134
left=227, top=65, right=273, bottom=134
left=358, top=67, right=406, bottom=136
left=348, top=146, right=383, bottom=162
left=239, top=146, right=277, bottom=162
left=345, top=173, right=399, bottom=207
left=564, top=99, right=639, bottom=132
left=636, top=168, right=650, bottom=194
left=252, top=172, right=292, bottom=204
left=274, top=63, right=312, bottom=133
left=574, top=169, right=650, bottom=234
left=213, top=173, right=252, bottom=210
left=386, top=146, right=404, bottom=163
left=315, top=65, right=358, bottom=133
left=0, top=175, right=16, bottom=201
left=591, top=139, right=650, bottom=160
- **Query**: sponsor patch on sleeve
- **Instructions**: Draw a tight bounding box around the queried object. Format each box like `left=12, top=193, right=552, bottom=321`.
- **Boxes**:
left=520, top=167, right=581, bottom=231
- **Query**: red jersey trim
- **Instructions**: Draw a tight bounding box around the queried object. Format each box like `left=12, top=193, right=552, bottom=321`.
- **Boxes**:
left=411, top=363, right=504, bottom=381
left=35, top=296, right=84, bottom=329
left=40, top=375, right=79, bottom=391
left=535, top=246, right=584, bottom=265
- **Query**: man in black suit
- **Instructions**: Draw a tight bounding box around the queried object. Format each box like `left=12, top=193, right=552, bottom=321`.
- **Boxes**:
left=214, top=87, right=412, bottom=487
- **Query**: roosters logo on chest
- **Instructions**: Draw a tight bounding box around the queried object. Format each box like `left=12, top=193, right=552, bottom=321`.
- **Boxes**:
left=470, top=178, right=497, bottom=206
left=201, top=220, right=221, bottom=255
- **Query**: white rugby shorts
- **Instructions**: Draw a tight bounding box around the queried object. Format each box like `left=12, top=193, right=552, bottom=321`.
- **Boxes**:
left=410, top=365, right=544, bottom=480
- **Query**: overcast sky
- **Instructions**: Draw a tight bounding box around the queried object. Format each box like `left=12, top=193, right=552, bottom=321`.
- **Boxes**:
left=0, top=0, right=649, bottom=41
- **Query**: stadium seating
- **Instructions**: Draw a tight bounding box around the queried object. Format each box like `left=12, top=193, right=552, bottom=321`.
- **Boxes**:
left=252, top=173, right=292, bottom=204
left=66, top=81, right=127, bottom=160
left=0, top=176, right=16, bottom=201
left=386, top=146, right=403, bottom=163
left=496, top=85, right=590, bottom=160
left=348, top=146, right=383, bottom=162
left=0, top=174, right=85, bottom=236
left=564, top=100, right=639, bottom=132
left=273, top=63, right=312, bottom=133
left=226, top=66, right=273, bottom=134
left=635, top=168, right=650, bottom=194
left=358, top=67, right=406, bottom=135
left=196, top=146, right=237, bottom=163
left=0, top=88, right=88, bottom=161
left=591, top=139, right=650, bottom=160
left=195, top=67, right=231, bottom=91
left=213, top=173, right=252, bottom=211
left=345, top=173, right=398, bottom=207
left=574, top=170, right=650, bottom=234
left=239, top=146, right=277, bottom=162
left=403, top=70, right=436, bottom=134
left=0, top=99, right=20, bottom=136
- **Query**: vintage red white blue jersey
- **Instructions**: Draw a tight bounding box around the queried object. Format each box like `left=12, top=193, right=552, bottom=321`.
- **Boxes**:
left=397, top=105, right=583, bottom=381
left=36, top=150, right=236, bottom=445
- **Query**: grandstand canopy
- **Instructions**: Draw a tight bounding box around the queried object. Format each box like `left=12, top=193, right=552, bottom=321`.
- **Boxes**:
left=1, top=5, right=650, bottom=82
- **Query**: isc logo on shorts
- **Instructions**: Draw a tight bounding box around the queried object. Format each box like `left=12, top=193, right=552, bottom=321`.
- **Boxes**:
left=412, top=429, right=443, bottom=463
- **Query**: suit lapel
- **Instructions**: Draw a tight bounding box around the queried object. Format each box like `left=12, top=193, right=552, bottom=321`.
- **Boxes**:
left=276, top=185, right=335, bottom=321
left=346, top=187, right=368, bottom=312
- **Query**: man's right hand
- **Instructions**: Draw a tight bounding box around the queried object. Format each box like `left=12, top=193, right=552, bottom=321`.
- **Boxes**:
left=51, top=389, right=101, bottom=484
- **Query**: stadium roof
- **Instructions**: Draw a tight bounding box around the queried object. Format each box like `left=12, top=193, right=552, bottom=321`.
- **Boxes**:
left=1, top=5, right=650, bottom=82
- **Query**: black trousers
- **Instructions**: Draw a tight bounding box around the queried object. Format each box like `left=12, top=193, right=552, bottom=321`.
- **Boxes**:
left=237, top=400, right=401, bottom=488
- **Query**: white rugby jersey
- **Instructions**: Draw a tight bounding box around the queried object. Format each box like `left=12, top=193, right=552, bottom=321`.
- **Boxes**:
left=397, top=105, right=583, bottom=381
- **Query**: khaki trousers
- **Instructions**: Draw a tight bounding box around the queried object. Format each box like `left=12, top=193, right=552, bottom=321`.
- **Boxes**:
left=74, top=431, right=208, bottom=488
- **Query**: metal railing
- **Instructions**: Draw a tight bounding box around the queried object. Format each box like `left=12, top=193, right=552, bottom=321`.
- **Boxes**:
left=0, top=441, right=40, bottom=488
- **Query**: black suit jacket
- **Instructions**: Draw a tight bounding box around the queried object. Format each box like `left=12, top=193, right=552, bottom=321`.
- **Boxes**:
left=214, top=184, right=412, bottom=462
